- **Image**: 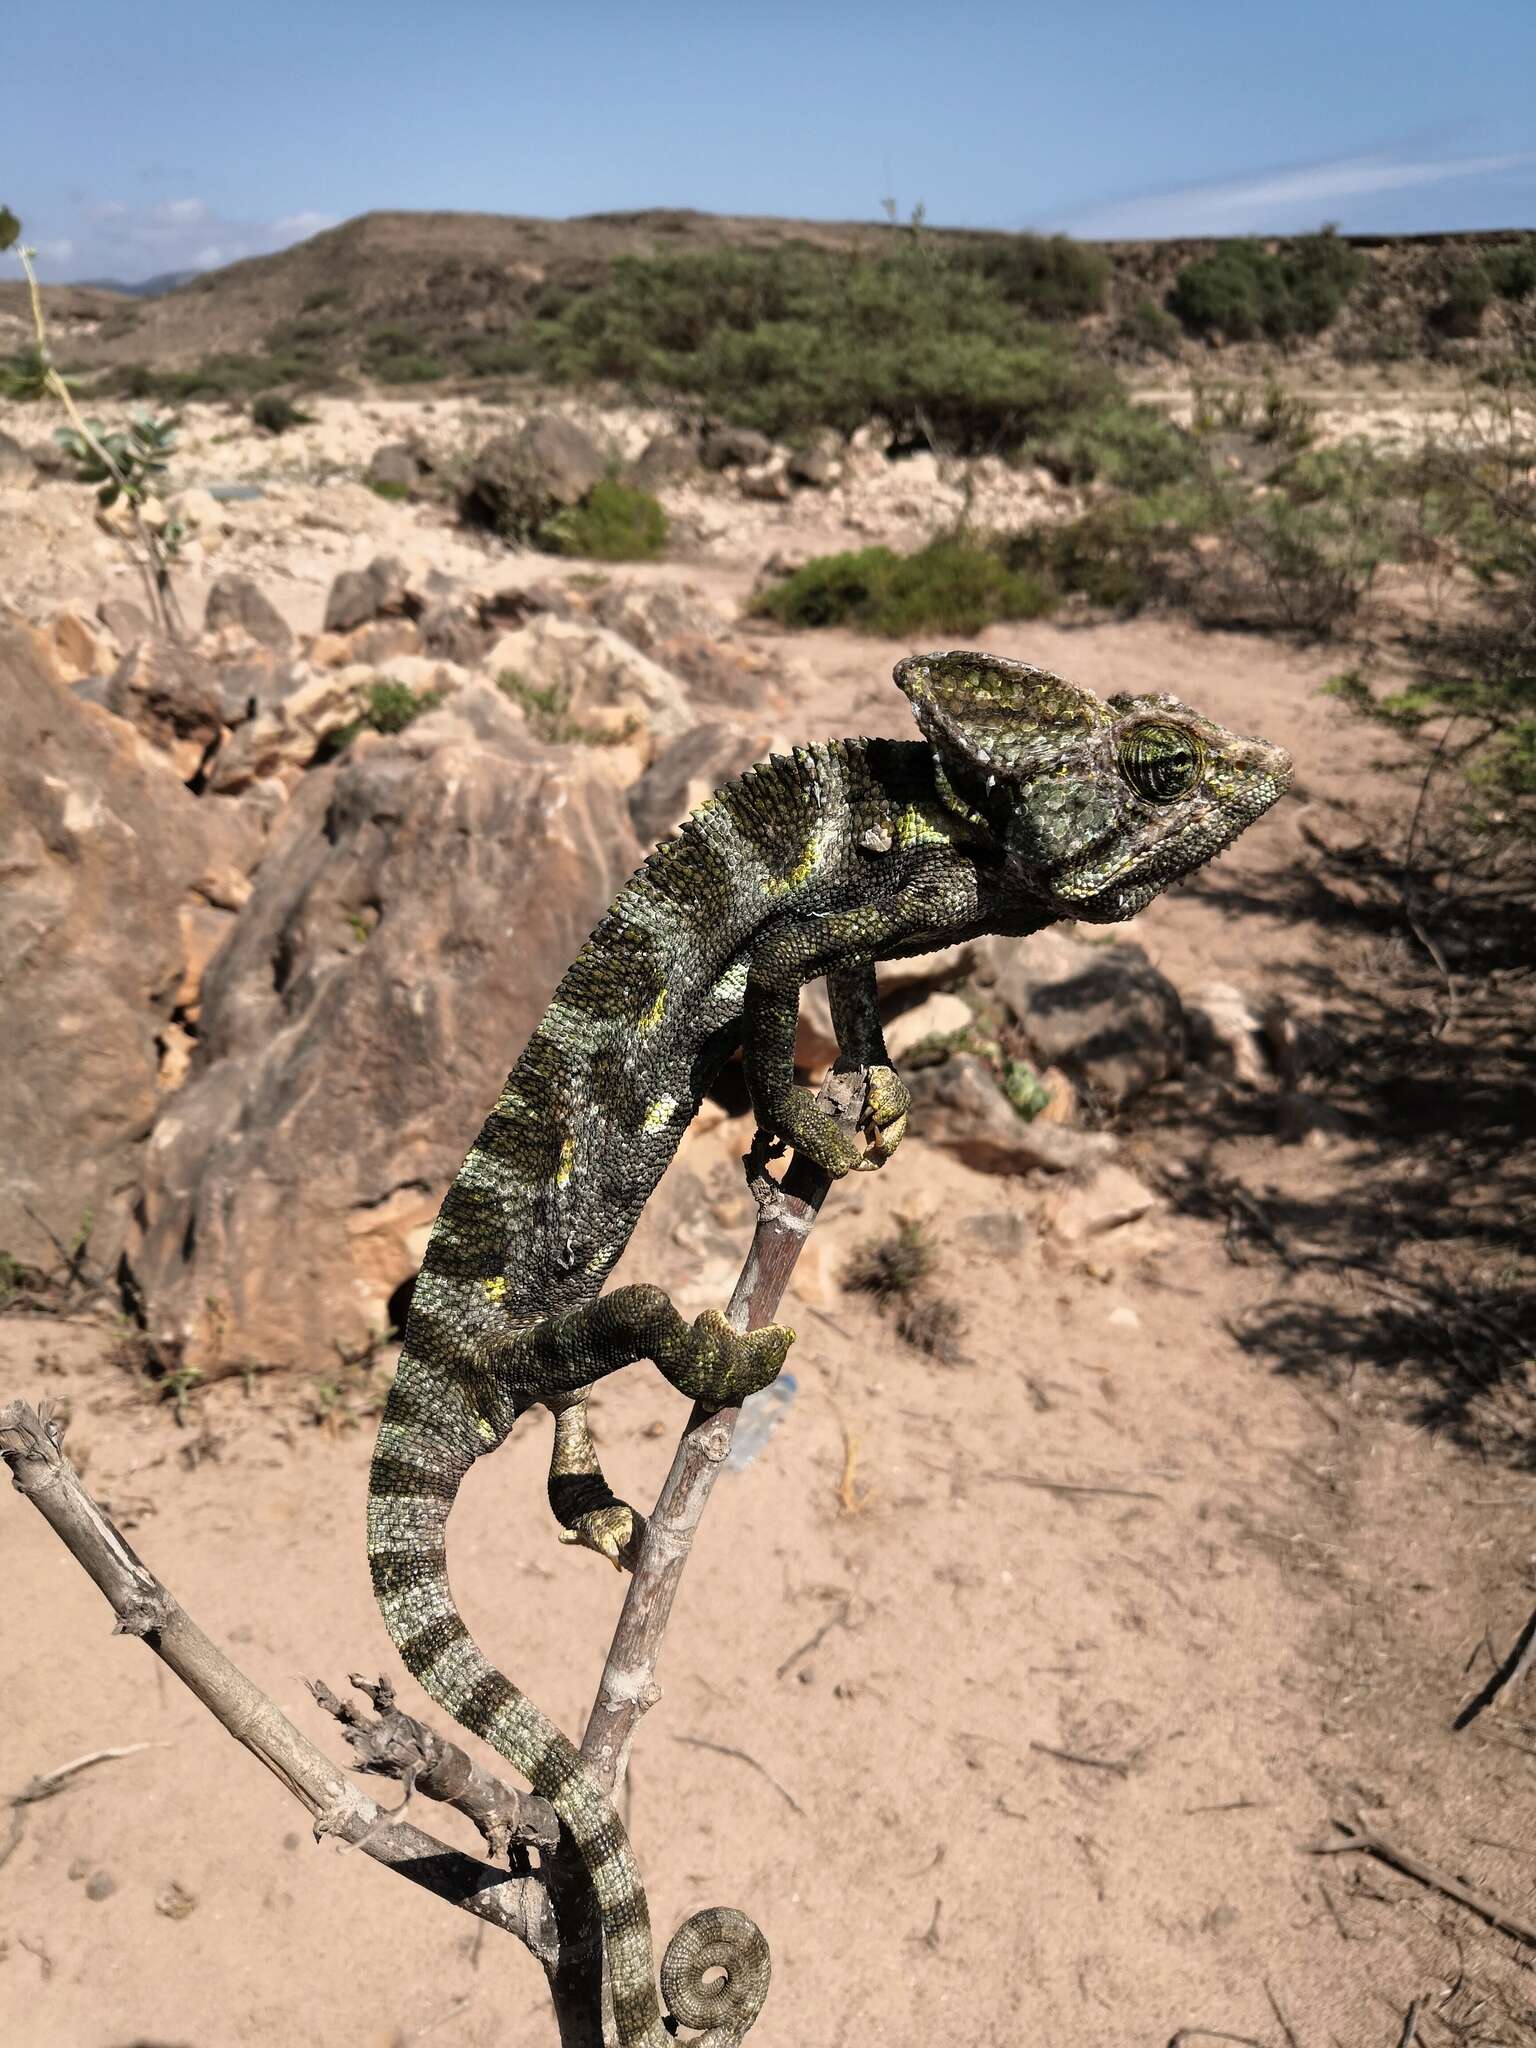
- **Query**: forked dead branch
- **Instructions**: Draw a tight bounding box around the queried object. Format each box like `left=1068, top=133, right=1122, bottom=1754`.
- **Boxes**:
left=0, top=1067, right=865, bottom=2048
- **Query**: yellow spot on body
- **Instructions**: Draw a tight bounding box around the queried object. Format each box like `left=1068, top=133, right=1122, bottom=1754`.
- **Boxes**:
left=482, top=1274, right=508, bottom=1302
left=765, top=822, right=825, bottom=897
left=642, top=1095, right=678, bottom=1134
left=638, top=987, right=667, bottom=1033
left=556, top=1134, right=576, bottom=1186
left=896, top=803, right=952, bottom=850
left=476, top=1415, right=497, bottom=1443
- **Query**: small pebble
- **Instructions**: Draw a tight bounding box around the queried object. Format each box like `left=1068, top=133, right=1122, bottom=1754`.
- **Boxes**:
left=84, top=1870, right=116, bottom=1901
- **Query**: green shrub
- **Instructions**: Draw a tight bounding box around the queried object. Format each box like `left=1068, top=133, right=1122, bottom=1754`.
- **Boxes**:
left=999, top=487, right=1206, bottom=613
left=252, top=391, right=314, bottom=434
left=537, top=479, right=668, bottom=560
left=1432, top=263, right=1493, bottom=338
left=496, top=669, right=639, bottom=746
left=363, top=326, right=449, bottom=383
left=99, top=353, right=316, bottom=403
left=530, top=243, right=1118, bottom=452
left=1485, top=237, right=1536, bottom=301
left=366, top=478, right=412, bottom=501
left=1170, top=228, right=1364, bottom=342
left=752, top=537, right=1057, bottom=635
left=1028, top=400, right=1202, bottom=490
left=1114, top=296, right=1184, bottom=357
left=951, top=233, right=1110, bottom=319
left=363, top=680, right=440, bottom=733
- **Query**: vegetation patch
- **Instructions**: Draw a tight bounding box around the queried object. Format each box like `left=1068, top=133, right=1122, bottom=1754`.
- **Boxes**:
left=496, top=670, right=640, bottom=746
left=536, top=479, right=668, bottom=561
left=753, top=537, right=1056, bottom=635
left=1169, top=229, right=1365, bottom=342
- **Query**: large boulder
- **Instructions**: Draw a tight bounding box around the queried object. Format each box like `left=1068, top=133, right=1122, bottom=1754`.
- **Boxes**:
left=627, top=721, right=774, bottom=846
left=126, top=716, right=645, bottom=1372
left=323, top=555, right=411, bottom=635
left=0, top=622, right=229, bottom=1272
left=976, top=929, right=1185, bottom=1108
left=904, top=1054, right=1118, bottom=1174
left=461, top=415, right=604, bottom=535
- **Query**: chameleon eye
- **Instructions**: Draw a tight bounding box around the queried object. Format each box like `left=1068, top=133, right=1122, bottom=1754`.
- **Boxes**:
left=1118, top=723, right=1203, bottom=804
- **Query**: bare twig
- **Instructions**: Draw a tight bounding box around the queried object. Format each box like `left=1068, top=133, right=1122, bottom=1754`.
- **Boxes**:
left=0, top=1741, right=162, bottom=1874
left=672, top=1734, right=804, bottom=1817
left=0, top=1399, right=554, bottom=1960
left=580, top=1063, right=867, bottom=1795
left=308, top=1674, right=559, bottom=1861
left=985, top=1471, right=1164, bottom=1503
left=1167, top=2031, right=1264, bottom=2047
left=1030, top=1742, right=1131, bottom=1778
left=1396, top=1997, right=1424, bottom=2048
left=1451, top=1599, right=1536, bottom=1729
left=1309, top=1817, right=1536, bottom=1948
left=774, top=1598, right=852, bottom=1681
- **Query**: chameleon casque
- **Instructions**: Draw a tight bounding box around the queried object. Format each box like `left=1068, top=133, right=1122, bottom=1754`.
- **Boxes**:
left=367, top=649, right=1291, bottom=2044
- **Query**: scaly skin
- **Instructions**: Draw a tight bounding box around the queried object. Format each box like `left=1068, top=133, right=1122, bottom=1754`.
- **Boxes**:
left=368, top=651, right=1292, bottom=2046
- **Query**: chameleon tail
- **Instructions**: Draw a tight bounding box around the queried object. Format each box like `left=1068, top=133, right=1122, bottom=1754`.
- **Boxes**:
left=367, top=1362, right=769, bottom=2046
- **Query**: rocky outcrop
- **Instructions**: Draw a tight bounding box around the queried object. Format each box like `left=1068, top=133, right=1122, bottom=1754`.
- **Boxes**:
left=977, top=929, right=1186, bottom=1108
left=105, top=638, right=225, bottom=783
left=0, top=622, right=231, bottom=1272
left=126, top=714, right=645, bottom=1373
left=485, top=613, right=694, bottom=757
left=904, top=1055, right=1118, bottom=1174
left=204, top=574, right=294, bottom=655
left=627, top=721, right=774, bottom=845
left=323, top=555, right=411, bottom=634
left=461, top=415, right=605, bottom=535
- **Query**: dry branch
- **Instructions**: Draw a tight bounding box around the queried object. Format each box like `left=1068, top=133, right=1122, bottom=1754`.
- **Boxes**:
left=1309, top=1816, right=1536, bottom=1949
left=0, top=1399, right=554, bottom=1958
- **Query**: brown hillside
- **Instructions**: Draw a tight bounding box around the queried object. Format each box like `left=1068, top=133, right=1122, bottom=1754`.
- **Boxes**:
left=9, top=209, right=1534, bottom=377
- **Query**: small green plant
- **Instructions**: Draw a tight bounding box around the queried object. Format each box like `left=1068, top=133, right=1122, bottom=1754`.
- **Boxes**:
left=2, top=205, right=186, bottom=637
left=845, top=1216, right=966, bottom=1363
left=362, top=680, right=441, bottom=734
left=252, top=390, right=315, bottom=434
left=537, top=479, right=669, bottom=561
left=1001, top=1058, right=1053, bottom=1121
left=366, top=477, right=412, bottom=501
left=753, top=537, right=1056, bottom=635
left=496, top=670, right=639, bottom=746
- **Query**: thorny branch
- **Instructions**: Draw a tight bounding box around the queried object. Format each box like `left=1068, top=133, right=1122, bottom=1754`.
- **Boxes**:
left=1, top=1062, right=866, bottom=2044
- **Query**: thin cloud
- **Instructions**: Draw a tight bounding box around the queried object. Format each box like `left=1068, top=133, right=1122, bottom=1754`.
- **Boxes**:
left=16, top=197, right=340, bottom=282
left=1056, top=150, right=1536, bottom=239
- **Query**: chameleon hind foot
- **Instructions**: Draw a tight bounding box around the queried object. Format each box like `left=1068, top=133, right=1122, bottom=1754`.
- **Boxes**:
left=860, top=1062, right=910, bottom=1165
left=659, top=1307, right=794, bottom=1407
left=558, top=1501, right=636, bottom=1570
left=765, top=1073, right=908, bottom=1177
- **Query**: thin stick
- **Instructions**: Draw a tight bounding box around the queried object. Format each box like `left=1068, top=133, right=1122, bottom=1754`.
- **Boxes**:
left=1396, top=1998, right=1423, bottom=2048
left=1030, top=1741, right=1131, bottom=1778
left=1309, top=1817, right=1536, bottom=1948
left=0, top=1400, right=553, bottom=1959
left=580, top=1064, right=866, bottom=1794
left=671, top=1734, right=804, bottom=1817
left=1451, top=1599, right=1536, bottom=1729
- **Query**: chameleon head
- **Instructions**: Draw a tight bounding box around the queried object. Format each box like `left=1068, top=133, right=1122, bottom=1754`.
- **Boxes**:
left=893, top=650, right=1292, bottom=923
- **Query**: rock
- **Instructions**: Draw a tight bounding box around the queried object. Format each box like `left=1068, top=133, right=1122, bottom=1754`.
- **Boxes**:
left=0, top=620, right=229, bottom=1273
left=632, top=430, right=701, bottom=488
left=0, top=430, right=36, bottom=489
left=461, top=415, right=604, bottom=534
left=1047, top=1164, right=1159, bottom=1243
left=1185, top=980, right=1272, bottom=1087
left=904, top=1054, right=1118, bottom=1174
left=366, top=443, right=422, bottom=492
left=418, top=601, right=486, bottom=667
left=740, top=459, right=792, bottom=502
left=323, top=555, right=410, bottom=634
left=126, top=724, right=645, bottom=1373
left=484, top=614, right=693, bottom=758
left=589, top=581, right=726, bottom=655
left=204, top=575, right=294, bottom=655
left=793, top=942, right=980, bottom=1071
left=42, top=609, right=114, bottom=684
left=787, top=441, right=839, bottom=487
left=701, top=425, right=773, bottom=471
left=167, top=486, right=224, bottom=540
left=627, top=721, right=770, bottom=845
left=96, top=597, right=153, bottom=648
left=978, top=929, right=1185, bottom=1107
left=207, top=664, right=371, bottom=792
left=106, top=638, right=225, bottom=782
left=884, top=992, right=973, bottom=1061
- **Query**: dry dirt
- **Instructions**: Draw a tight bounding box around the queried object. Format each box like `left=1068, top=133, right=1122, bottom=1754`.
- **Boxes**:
left=2, top=390, right=1533, bottom=2048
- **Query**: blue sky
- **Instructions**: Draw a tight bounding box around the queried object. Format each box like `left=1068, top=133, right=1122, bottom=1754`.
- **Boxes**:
left=6, top=1, right=1534, bottom=282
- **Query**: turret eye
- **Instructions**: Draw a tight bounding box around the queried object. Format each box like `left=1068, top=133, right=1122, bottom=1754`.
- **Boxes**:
left=1119, top=724, right=1203, bottom=803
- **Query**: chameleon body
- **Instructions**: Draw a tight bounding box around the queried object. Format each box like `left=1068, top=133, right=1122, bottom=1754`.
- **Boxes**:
left=368, top=651, right=1291, bottom=2045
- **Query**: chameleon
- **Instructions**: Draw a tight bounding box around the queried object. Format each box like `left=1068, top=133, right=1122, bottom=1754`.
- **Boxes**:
left=367, top=649, right=1292, bottom=2045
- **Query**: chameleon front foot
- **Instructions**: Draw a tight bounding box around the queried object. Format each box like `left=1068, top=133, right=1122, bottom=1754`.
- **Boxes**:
left=659, top=1307, right=794, bottom=1407
left=557, top=1501, right=637, bottom=1570
left=764, top=1069, right=909, bottom=1177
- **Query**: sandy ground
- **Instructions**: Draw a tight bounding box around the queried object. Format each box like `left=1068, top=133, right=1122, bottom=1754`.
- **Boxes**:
left=2, top=394, right=1533, bottom=2048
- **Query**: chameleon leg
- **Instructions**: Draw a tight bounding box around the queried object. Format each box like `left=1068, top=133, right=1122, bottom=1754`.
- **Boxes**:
left=545, top=1387, right=637, bottom=1568
left=744, top=876, right=969, bottom=1177
left=511, top=1290, right=790, bottom=1567
left=826, top=962, right=910, bottom=1165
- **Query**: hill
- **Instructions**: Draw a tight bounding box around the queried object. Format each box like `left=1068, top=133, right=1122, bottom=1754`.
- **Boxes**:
left=7, top=208, right=1534, bottom=391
